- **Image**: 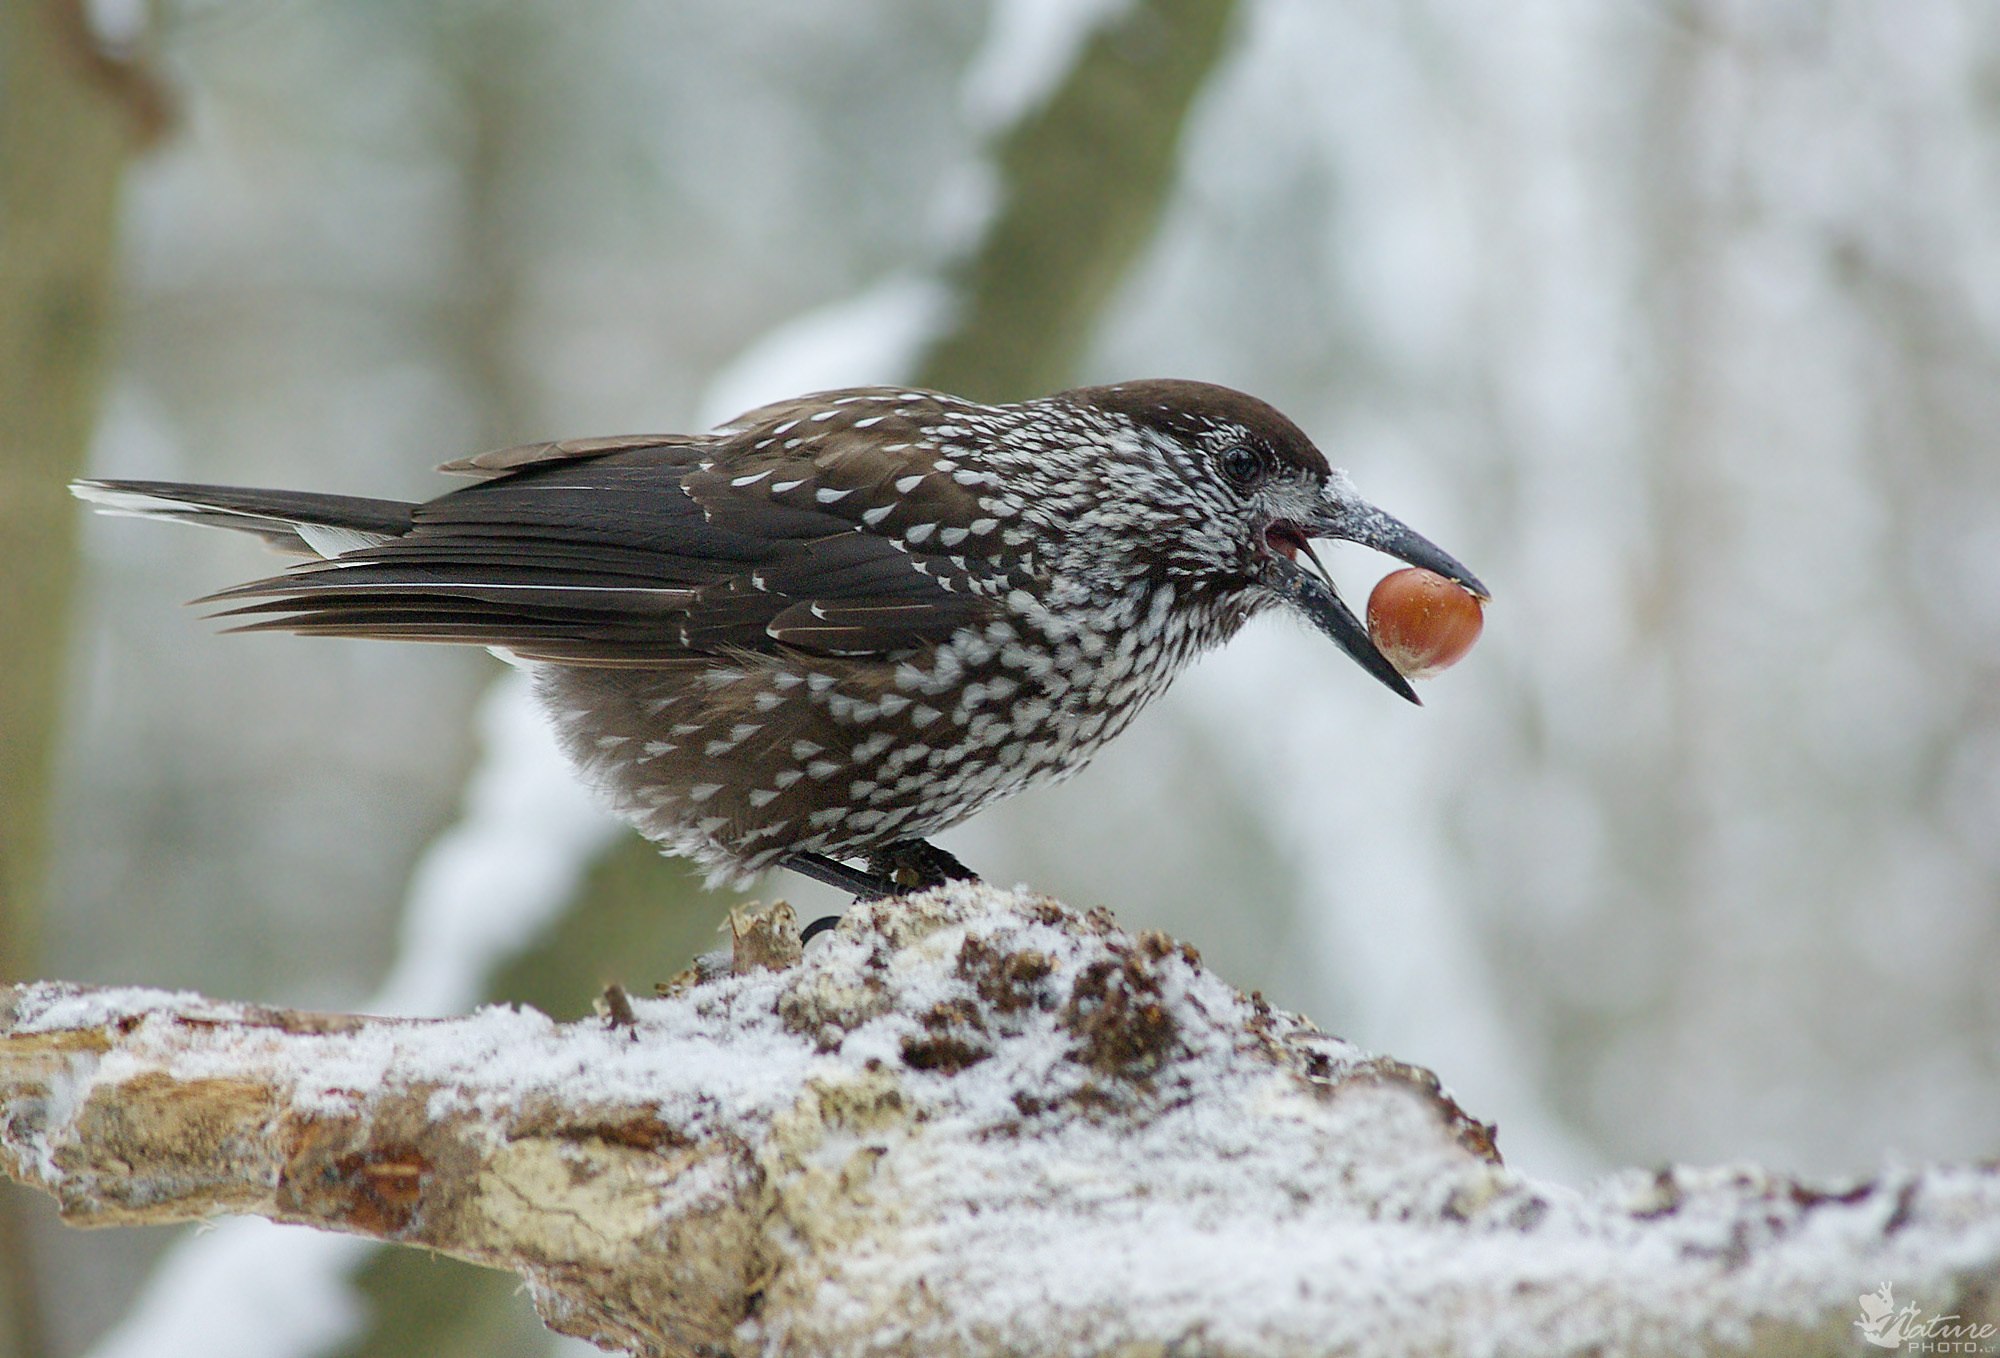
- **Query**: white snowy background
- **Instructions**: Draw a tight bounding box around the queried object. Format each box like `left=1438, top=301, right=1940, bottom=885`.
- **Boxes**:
left=36, top=0, right=2000, bottom=1353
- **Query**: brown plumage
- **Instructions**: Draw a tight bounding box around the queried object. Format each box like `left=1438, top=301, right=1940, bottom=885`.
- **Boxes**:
left=74, top=380, right=1486, bottom=898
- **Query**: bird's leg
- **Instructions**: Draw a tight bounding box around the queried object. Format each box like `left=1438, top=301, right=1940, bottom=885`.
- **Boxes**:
left=864, top=838, right=981, bottom=891
left=780, top=850, right=898, bottom=900
left=780, top=843, right=980, bottom=944
left=780, top=852, right=899, bottom=945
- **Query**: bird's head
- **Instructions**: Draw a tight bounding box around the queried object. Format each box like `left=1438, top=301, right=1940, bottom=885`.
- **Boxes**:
left=1063, top=380, right=1488, bottom=703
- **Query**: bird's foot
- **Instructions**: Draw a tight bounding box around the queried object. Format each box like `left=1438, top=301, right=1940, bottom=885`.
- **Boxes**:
left=782, top=841, right=981, bottom=944
left=864, top=839, right=981, bottom=892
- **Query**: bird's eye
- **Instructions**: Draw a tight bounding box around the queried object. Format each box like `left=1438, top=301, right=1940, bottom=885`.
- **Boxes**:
left=1218, top=444, right=1265, bottom=490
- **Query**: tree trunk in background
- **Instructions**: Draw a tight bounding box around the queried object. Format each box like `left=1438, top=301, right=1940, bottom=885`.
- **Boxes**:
left=0, top=4, right=158, bottom=1357
left=0, top=0, right=146, bottom=1067
left=919, top=0, right=1240, bottom=402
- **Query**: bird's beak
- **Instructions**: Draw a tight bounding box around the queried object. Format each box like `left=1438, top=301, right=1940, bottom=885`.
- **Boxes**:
left=1265, top=479, right=1489, bottom=705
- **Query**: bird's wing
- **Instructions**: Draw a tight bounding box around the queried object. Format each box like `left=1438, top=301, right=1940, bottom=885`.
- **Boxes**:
left=429, top=385, right=942, bottom=478
left=209, top=405, right=1016, bottom=665
left=433, top=434, right=693, bottom=480
left=70, top=479, right=417, bottom=557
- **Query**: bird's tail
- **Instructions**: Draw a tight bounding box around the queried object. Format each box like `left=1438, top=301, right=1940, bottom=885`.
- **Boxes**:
left=70, top=479, right=417, bottom=560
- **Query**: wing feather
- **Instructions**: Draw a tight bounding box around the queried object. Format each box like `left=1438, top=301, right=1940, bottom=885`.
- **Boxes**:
left=216, top=393, right=1011, bottom=662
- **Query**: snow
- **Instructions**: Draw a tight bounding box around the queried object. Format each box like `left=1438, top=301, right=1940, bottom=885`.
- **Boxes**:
left=19, top=973, right=820, bottom=1138
left=10, top=984, right=208, bottom=1032
left=17, top=884, right=2000, bottom=1356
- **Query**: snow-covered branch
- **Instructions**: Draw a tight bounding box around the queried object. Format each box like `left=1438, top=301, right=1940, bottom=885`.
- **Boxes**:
left=3, top=884, right=1996, bottom=1357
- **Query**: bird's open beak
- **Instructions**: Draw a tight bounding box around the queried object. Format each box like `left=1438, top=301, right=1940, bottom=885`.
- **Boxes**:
left=1265, top=487, right=1488, bottom=706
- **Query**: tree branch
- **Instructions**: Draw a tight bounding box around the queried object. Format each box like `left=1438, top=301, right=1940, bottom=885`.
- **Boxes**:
left=3, top=885, right=1995, bottom=1357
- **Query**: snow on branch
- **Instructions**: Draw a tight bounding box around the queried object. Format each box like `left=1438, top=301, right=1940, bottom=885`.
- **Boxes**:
left=3, top=884, right=1997, bottom=1357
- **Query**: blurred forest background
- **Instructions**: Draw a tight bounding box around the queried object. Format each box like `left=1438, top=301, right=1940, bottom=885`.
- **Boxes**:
left=5, top=0, right=1999, bottom=1354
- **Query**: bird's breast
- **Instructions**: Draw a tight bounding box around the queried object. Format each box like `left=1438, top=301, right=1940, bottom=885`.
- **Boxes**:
left=527, top=572, right=1228, bottom=879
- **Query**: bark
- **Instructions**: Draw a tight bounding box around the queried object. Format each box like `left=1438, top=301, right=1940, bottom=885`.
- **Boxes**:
left=3, top=885, right=1993, bottom=1358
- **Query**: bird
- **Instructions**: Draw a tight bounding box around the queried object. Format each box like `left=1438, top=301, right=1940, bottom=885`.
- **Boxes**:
left=73, top=379, right=1487, bottom=901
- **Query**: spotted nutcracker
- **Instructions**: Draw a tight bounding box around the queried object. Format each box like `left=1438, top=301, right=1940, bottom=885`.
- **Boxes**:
left=73, top=380, right=1486, bottom=899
